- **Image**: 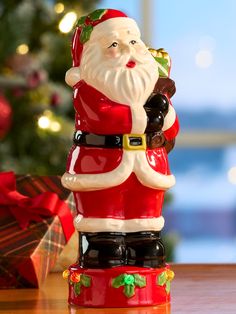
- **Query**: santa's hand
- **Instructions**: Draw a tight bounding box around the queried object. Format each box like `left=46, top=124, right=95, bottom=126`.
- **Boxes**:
left=144, top=93, right=169, bottom=117
left=145, top=108, right=164, bottom=132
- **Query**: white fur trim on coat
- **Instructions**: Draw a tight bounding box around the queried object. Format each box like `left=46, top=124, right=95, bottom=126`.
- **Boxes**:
left=130, top=104, right=148, bottom=134
left=74, top=215, right=165, bottom=233
left=162, top=104, right=176, bottom=131
left=68, top=146, right=80, bottom=174
left=134, top=151, right=176, bottom=190
left=62, top=150, right=134, bottom=191
left=61, top=150, right=175, bottom=191
left=65, top=67, right=80, bottom=87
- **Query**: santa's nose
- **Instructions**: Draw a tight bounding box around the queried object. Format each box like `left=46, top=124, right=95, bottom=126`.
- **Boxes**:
left=120, top=43, right=133, bottom=54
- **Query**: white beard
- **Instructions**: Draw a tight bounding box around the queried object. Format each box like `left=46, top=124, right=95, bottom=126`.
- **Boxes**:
left=80, top=43, right=159, bottom=107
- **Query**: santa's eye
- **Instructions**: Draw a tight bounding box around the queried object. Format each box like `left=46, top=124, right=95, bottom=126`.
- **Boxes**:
left=108, top=42, right=118, bottom=48
left=130, top=40, right=137, bottom=45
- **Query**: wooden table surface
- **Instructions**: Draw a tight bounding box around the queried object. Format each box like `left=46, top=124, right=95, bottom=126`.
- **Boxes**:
left=1, top=264, right=236, bottom=314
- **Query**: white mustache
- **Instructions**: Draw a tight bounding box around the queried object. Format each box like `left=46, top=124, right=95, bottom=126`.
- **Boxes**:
left=80, top=42, right=159, bottom=107
left=106, top=51, right=152, bottom=68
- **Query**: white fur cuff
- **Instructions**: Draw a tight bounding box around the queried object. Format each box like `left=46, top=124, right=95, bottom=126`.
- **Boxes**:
left=65, top=67, right=80, bottom=87
left=162, top=104, right=176, bottom=131
left=74, top=215, right=165, bottom=233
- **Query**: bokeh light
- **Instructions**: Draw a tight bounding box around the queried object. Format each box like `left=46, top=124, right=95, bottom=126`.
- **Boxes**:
left=195, top=50, right=213, bottom=68
left=54, top=2, right=64, bottom=14
left=16, top=44, right=29, bottom=55
left=227, top=167, right=236, bottom=185
left=59, top=11, right=77, bottom=33
left=38, top=116, right=50, bottom=129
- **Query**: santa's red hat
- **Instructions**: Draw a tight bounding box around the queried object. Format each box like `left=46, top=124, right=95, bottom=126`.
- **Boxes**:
left=65, top=9, right=140, bottom=87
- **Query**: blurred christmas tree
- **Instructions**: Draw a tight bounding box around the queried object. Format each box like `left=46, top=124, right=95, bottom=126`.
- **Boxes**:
left=0, top=0, right=100, bottom=175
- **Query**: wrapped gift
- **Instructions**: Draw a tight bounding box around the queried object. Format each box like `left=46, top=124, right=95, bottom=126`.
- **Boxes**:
left=51, top=231, right=78, bottom=272
left=149, top=48, right=171, bottom=78
left=0, top=172, right=75, bottom=288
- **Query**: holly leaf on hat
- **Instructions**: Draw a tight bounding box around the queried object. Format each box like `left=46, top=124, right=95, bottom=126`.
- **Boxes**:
left=80, top=24, right=93, bottom=44
left=77, top=15, right=86, bottom=27
left=88, top=9, right=107, bottom=21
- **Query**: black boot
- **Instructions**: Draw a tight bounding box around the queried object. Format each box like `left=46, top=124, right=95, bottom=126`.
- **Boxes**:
left=80, top=232, right=126, bottom=268
left=126, top=231, right=166, bottom=268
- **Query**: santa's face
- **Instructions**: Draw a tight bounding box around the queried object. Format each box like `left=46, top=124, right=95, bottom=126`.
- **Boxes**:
left=100, top=29, right=149, bottom=68
left=80, top=27, right=159, bottom=106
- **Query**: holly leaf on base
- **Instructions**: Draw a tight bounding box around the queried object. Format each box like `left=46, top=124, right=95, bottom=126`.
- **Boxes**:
left=124, top=284, right=135, bottom=298
left=158, top=271, right=167, bottom=286
left=165, top=281, right=171, bottom=294
left=112, top=274, right=125, bottom=288
left=133, top=274, right=146, bottom=287
left=74, top=282, right=81, bottom=296
left=81, top=275, right=91, bottom=287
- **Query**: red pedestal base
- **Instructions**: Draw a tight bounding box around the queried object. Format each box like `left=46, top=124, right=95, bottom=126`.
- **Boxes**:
left=64, top=264, right=174, bottom=308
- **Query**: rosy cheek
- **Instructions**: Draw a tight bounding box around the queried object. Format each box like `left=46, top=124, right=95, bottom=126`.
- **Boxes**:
left=135, top=46, right=146, bottom=54
left=105, top=49, right=120, bottom=58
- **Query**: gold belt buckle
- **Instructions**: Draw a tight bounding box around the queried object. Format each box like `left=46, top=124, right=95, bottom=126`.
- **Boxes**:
left=123, top=134, right=146, bottom=150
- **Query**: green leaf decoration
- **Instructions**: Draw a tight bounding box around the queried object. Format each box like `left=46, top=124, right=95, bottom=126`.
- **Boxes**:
left=112, top=274, right=125, bottom=288
left=77, top=16, right=86, bottom=26
left=158, top=271, right=167, bottom=286
left=124, top=284, right=135, bottom=298
left=74, top=282, right=81, bottom=296
left=80, top=25, right=93, bottom=44
left=124, top=274, right=135, bottom=285
left=133, top=274, right=146, bottom=288
left=81, top=274, right=91, bottom=287
left=112, top=273, right=146, bottom=298
left=165, top=280, right=171, bottom=294
left=89, top=9, right=107, bottom=21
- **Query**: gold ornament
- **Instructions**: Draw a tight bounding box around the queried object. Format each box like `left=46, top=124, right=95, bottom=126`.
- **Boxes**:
left=166, top=269, right=175, bottom=281
left=62, top=269, right=70, bottom=279
left=149, top=48, right=171, bottom=67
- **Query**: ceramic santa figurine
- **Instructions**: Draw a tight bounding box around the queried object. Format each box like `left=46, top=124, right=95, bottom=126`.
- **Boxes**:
left=62, top=8, right=179, bottom=307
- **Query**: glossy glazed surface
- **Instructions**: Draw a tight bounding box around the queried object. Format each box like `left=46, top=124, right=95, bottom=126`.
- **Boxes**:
left=67, top=265, right=172, bottom=307
left=62, top=7, right=179, bottom=308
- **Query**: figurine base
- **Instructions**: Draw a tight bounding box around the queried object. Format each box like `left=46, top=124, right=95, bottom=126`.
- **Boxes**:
left=66, top=264, right=173, bottom=308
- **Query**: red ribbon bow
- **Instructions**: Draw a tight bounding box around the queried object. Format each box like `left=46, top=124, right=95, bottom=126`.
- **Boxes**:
left=0, top=172, right=74, bottom=241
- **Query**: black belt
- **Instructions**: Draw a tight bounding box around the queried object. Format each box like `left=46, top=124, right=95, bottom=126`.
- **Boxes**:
left=73, top=131, right=165, bottom=150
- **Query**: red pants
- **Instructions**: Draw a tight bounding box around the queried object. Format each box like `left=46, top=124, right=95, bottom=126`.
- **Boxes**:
left=73, top=173, right=165, bottom=220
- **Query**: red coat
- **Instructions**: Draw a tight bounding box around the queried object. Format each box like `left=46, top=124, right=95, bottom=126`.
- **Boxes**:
left=66, top=80, right=179, bottom=188
left=63, top=80, right=179, bottom=233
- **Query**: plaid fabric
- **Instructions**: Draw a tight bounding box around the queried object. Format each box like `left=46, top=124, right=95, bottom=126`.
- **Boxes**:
left=0, top=175, right=75, bottom=288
